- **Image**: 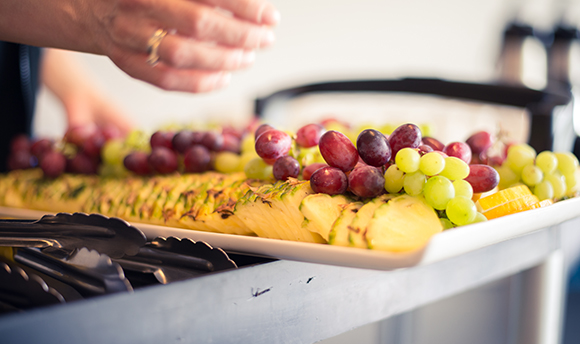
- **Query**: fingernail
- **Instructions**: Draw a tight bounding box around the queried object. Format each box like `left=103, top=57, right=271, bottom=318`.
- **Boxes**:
left=262, top=5, right=281, bottom=25
left=260, top=29, right=275, bottom=48
left=242, top=50, right=256, bottom=65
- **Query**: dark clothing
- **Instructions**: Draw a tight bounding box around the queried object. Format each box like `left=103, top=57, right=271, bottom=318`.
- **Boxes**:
left=0, top=42, right=42, bottom=172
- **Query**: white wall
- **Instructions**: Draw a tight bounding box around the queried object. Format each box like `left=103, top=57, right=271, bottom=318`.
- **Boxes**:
left=33, top=0, right=570, bottom=138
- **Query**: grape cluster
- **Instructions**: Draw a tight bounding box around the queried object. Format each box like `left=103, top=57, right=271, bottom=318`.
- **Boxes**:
left=249, top=121, right=502, bottom=227
left=495, top=144, right=579, bottom=200
left=7, top=124, right=122, bottom=178
left=119, top=126, right=249, bottom=176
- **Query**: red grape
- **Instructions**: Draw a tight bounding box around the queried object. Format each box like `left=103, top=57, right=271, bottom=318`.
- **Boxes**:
left=64, top=124, right=98, bottom=147
left=150, top=131, right=174, bottom=150
left=348, top=165, right=385, bottom=198
left=183, top=145, right=212, bottom=173
left=172, top=130, right=197, bottom=154
left=356, top=129, right=391, bottom=167
left=309, top=166, right=348, bottom=195
left=421, top=137, right=445, bottom=151
left=464, top=164, right=500, bottom=193
left=418, top=144, right=434, bottom=155
left=40, top=151, right=66, bottom=178
left=220, top=133, right=241, bottom=153
left=124, top=152, right=151, bottom=175
left=443, top=142, right=472, bottom=164
left=388, top=123, right=422, bottom=157
left=221, top=126, right=243, bottom=139
left=7, top=151, right=33, bottom=170
left=466, top=131, right=493, bottom=155
left=81, top=131, right=105, bottom=159
left=254, top=129, right=292, bottom=161
left=30, top=138, right=54, bottom=159
left=10, top=134, right=31, bottom=153
left=302, top=163, right=327, bottom=180
left=148, top=147, right=178, bottom=174
left=254, top=124, right=275, bottom=139
left=200, top=131, right=224, bottom=151
left=296, top=123, right=325, bottom=148
left=319, top=130, right=359, bottom=172
left=273, top=156, right=300, bottom=180
left=68, top=153, right=99, bottom=175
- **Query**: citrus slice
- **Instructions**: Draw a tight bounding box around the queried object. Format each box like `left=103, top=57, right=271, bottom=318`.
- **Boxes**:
left=481, top=194, right=540, bottom=220
left=476, top=184, right=532, bottom=212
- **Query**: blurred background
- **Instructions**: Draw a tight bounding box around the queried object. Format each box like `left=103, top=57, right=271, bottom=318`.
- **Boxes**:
left=30, top=0, right=580, bottom=343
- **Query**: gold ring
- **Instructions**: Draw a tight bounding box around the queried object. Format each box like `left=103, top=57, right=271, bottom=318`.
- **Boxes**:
left=146, top=29, right=168, bottom=66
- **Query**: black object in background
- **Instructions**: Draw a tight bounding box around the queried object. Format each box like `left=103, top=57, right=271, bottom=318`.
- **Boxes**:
left=0, top=42, right=42, bottom=172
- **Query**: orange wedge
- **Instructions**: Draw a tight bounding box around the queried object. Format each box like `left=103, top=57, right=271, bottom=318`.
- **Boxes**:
left=476, top=184, right=532, bottom=212
left=476, top=185, right=554, bottom=220
left=481, top=194, right=540, bottom=220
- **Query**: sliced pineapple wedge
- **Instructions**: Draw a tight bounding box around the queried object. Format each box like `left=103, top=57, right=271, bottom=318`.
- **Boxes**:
left=328, top=202, right=364, bottom=246
left=299, top=193, right=352, bottom=241
left=234, top=178, right=326, bottom=243
left=348, top=195, right=394, bottom=248
left=366, top=194, right=443, bottom=252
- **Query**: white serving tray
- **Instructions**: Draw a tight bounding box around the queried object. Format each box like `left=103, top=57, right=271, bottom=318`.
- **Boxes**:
left=1, top=196, right=579, bottom=271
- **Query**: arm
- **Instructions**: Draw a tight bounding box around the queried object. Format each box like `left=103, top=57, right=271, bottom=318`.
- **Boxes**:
left=1, top=0, right=279, bottom=93
left=41, top=48, right=134, bottom=134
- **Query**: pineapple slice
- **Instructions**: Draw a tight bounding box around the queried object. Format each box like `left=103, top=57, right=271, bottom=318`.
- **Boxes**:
left=366, top=194, right=443, bottom=252
left=348, top=194, right=394, bottom=248
left=328, top=202, right=364, bottom=246
left=299, top=193, right=351, bottom=241
left=234, top=179, right=326, bottom=243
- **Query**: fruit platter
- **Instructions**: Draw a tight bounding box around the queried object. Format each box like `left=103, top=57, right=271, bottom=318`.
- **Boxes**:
left=1, top=118, right=579, bottom=270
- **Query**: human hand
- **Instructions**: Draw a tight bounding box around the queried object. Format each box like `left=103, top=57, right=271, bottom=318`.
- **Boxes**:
left=42, top=49, right=134, bottom=136
left=91, top=0, right=280, bottom=93
left=1, top=0, right=279, bottom=93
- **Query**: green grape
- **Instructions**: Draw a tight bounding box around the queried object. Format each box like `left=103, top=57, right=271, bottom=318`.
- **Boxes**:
left=470, top=212, right=488, bottom=224
left=98, top=163, right=129, bottom=177
left=384, top=164, right=405, bottom=194
left=565, top=170, right=579, bottom=194
left=521, top=164, right=543, bottom=186
left=555, top=152, right=579, bottom=175
left=496, top=165, right=520, bottom=189
left=296, top=146, right=324, bottom=167
left=240, top=151, right=260, bottom=171
left=395, top=148, right=421, bottom=173
left=403, top=171, right=426, bottom=196
left=445, top=196, right=477, bottom=226
left=241, top=134, right=256, bottom=154
left=420, top=123, right=435, bottom=137
left=533, top=180, right=554, bottom=201
left=544, top=173, right=566, bottom=199
left=506, top=144, right=535, bottom=174
left=125, top=130, right=150, bottom=151
left=419, top=152, right=445, bottom=176
left=423, top=176, right=455, bottom=210
left=440, top=218, right=455, bottom=230
left=535, top=151, right=558, bottom=174
left=439, top=157, right=470, bottom=180
left=214, top=152, right=242, bottom=173
left=379, top=123, right=396, bottom=135
left=101, top=139, right=128, bottom=166
left=244, top=158, right=273, bottom=180
left=453, top=179, right=473, bottom=199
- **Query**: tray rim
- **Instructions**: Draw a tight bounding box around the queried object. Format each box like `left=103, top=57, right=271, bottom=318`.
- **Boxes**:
left=1, top=196, right=579, bottom=271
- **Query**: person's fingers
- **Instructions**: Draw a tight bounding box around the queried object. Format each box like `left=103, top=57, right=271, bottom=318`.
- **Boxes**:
left=159, top=35, right=255, bottom=70
left=112, top=52, right=232, bottom=93
left=195, top=0, right=280, bottom=26
left=150, top=0, right=276, bottom=49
